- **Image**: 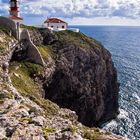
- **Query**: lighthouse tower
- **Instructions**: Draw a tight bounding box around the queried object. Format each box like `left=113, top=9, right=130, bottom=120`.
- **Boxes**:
left=10, top=0, right=19, bottom=17
left=9, top=0, right=23, bottom=22
left=9, top=0, right=23, bottom=40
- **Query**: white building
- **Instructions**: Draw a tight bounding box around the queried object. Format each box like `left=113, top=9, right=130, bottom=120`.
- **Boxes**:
left=44, top=18, right=68, bottom=31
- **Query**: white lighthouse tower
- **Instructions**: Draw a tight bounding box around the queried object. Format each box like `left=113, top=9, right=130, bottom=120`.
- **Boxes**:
left=9, top=0, right=23, bottom=23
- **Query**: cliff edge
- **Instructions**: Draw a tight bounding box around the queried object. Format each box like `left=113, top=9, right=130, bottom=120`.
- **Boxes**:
left=0, top=26, right=124, bottom=140
left=33, top=29, right=119, bottom=126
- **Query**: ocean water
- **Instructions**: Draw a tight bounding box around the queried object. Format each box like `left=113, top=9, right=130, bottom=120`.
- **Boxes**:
left=70, top=26, right=140, bottom=140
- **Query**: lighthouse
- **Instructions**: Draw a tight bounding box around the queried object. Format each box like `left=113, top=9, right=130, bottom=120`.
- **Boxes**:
left=9, top=0, right=23, bottom=22
left=9, top=0, right=23, bottom=40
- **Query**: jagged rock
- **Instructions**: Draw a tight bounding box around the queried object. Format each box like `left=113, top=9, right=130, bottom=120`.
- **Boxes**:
left=60, top=108, right=78, bottom=121
left=17, top=108, right=29, bottom=117
left=55, top=132, right=83, bottom=140
left=0, top=28, right=128, bottom=140
left=0, top=128, right=6, bottom=139
left=32, top=116, right=46, bottom=126
left=41, top=30, right=119, bottom=126
left=5, top=127, right=16, bottom=137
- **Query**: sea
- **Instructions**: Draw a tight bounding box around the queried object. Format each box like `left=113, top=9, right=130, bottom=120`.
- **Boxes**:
left=70, top=25, right=140, bottom=140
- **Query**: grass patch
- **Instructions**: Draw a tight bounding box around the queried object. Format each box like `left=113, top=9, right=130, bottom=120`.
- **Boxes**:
left=29, top=107, right=38, bottom=114
left=21, top=24, right=38, bottom=31
left=43, top=128, right=56, bottom=133
left=37, top=45, right=54, bottom=60
left=0, top=100, right=4, bottom=104
left=55, top=30, right=100, bottom=49
left=28, top=95, right=59, bottom=116
left=9, top=61, right=59, bottom=116
left=20, top=117, right=33, bottom=124
left=0, top=26, right=11, bottom=36
left=9, top=61, right=44, bottom=97
left=43, top=134, right=49, bottom=140
left=61, top=126, right=77, bottom=134
left=0, top=44, right=6, bottom=53
left=83, top=130, right=99, bottom=140
left=0, top=92, right=13, bottom=100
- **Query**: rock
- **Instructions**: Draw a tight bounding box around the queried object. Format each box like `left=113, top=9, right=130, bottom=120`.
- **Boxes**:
left=71, top=134, right=83, bottom=140
left=32, top=116, right=46, bottom=126
left=0, top=128, right=6, bottom=139
left=42, top=30, right=119, bottom=127
left=2, top=62, right=9, bottom=71
left=5, top=127, right=16, bottom=137
left=17, top=108, right=29, bottom=117
left=60, top=108, right=78, bottom=121
left=0, top=37, right=4, bottom=43
left=0, top=27, right=126, bottom=140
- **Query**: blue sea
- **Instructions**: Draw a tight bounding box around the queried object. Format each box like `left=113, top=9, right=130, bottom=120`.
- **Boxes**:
left=70, top=26, right=140, bottom=140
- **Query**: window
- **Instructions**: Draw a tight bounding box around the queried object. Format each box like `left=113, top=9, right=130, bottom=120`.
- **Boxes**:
left=51, top=26, right=53, bottom=28
left=62, top=26, right=65, bottom=28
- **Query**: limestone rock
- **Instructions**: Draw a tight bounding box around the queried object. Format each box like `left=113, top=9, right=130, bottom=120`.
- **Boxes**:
left=32, top=116, right=46, bottom=126
left=42, top=30, right=119, bottom=126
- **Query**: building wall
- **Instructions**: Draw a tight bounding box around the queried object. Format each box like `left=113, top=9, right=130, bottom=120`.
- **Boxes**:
left=10, top=10, right=20, bottom=17
left=44, top=22, right=67, bottom=31
left=0, top=16, right=17, bottom=38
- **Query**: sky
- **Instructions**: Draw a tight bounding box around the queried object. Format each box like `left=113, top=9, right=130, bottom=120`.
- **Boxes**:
left=0, top=0, right=140, bottom=26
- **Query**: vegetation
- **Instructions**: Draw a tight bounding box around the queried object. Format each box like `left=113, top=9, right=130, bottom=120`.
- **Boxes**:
left=9, top=61, right=44, bottom=97
left=0, top=45, right=6, bottom=53
left=0, top=92, right=13, bottom=100
left=55, top=30, right=101, bottom=49
left=0, top=26, right=11, bottom=36
left=43, top=134, right=49, bottom=140
left=43, top=128, right=56, bottom=133
left=21, top=24, right=38, bottom=31
left=9, top=61, right=59, bottom=116
left=0, top=28, right=13, bottom=54
left=61, top=126, right=77, bottom=134
left=37, top=45, right=54, bottom=60
left=20, top=117, right=33, bottom=124
left=83, top=130, right=98, bottom=140
left=28, top=95, right=59, bottom=116
left=29, top=107, right=38, bottom=114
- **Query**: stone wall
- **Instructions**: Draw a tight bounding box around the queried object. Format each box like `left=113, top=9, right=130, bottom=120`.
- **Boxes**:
left=0, top=16, right=17, bottom=39
left=20, top=29, right=45, bottom=66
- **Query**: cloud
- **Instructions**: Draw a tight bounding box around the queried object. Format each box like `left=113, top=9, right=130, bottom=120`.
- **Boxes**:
left=0, top=0, right=140, bottom=25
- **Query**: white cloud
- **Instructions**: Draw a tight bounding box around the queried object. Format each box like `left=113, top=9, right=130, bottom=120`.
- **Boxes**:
left=0, top=0, right=140, bottom=25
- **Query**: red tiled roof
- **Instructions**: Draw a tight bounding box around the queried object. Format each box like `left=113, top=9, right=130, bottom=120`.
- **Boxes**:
left=44, top=18, right=67, bottom=24
left=9, top=16, right=23, bottom=20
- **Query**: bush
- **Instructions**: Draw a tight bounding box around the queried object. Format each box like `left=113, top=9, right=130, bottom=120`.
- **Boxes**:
left=0, top=26, right=11, bottom=36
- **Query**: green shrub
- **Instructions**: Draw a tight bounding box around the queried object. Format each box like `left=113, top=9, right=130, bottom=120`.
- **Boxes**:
left=43, top=134, right=49, bottom=140
left=20, top=117, right=33, bottom=123
left=43, top=128, right=56, bottom=133
left=0, top=92, right=13, bottom=100
left=21, top=25, right=37, bottom=30
left=83, top=130, right=97, bottom=140
left=37, top=45, right=54, bottom=60
left=9, top=61, right=44, bottom=97
left=55, top=30, right=100, bottom=49
left=29, top=107, right=38, bottom=114
left=0, top=26, right=11, bottom=36
left=0, top=100, right=4, bottom=104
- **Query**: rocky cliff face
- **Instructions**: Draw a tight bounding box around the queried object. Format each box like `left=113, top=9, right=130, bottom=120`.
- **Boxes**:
left=34, top=29, right=119, bottom=126
left=0, top=27, right=124, bottom=140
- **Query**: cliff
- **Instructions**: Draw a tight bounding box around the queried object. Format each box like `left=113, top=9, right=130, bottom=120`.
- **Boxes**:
left=0, top=26, right=126, bottom=140
left=30, top=28, right=119, bottom=126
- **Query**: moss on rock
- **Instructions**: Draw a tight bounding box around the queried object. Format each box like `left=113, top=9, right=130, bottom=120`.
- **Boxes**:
left=37, top=45, right=54, bottom=60
left=9, top=61, right=44, bottom=97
